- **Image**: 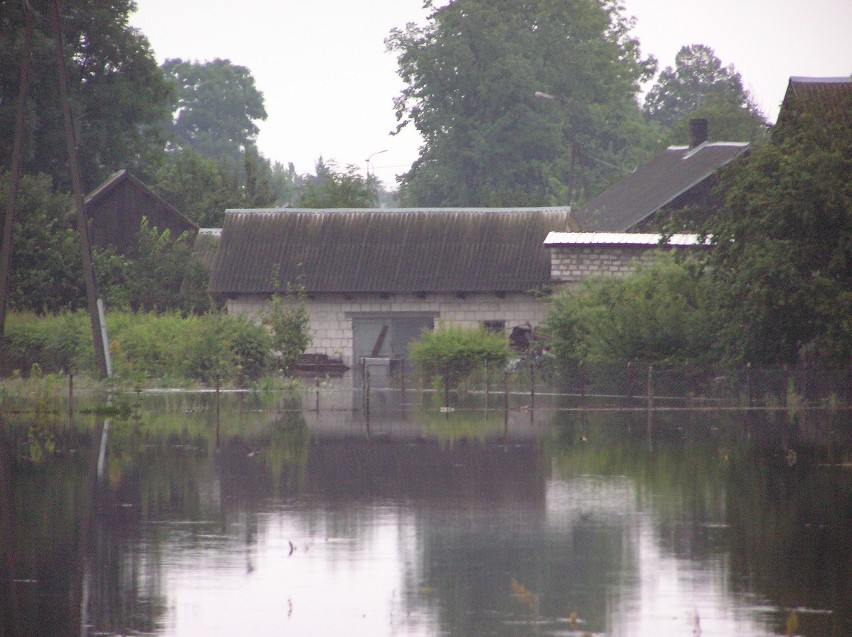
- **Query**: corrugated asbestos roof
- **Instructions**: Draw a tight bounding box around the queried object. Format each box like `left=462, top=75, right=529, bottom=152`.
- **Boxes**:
left=544, top=232, right=704, bottom=246
left=573, top=142, right=748, bottom=232
left=210, top=208, right=573, bottom=294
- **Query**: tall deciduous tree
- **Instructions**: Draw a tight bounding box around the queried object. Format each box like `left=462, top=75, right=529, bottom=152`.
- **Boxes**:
left=644, top=44, right=767, bottom=141
left=297, top=159, right=378, bottom=208
left=162, top=58, right=267, bottom=165
left=705, top=91, right=852, bottom=367
left=0, top=0, right=172, bottom=190
left=386, top=0, right=656, bottom=207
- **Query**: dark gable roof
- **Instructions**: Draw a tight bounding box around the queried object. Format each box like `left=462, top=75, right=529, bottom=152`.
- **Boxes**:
left=85, top=169, right=197, bottom=232
left=777, top=76, right=852, bottom=127
left=573, top=142, right=748, bottom=232
left=210, top=208, right=574, bottom=294
left=83, top=170, right=198, bottom=255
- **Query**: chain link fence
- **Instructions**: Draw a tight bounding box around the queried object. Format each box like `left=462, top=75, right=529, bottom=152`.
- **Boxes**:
left=362, top=356, right=851, bottom=411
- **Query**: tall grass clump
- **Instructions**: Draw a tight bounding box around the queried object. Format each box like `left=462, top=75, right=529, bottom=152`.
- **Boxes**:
left=2, top=312, right=91, bottom=375
left=1, top=311, right=291, bottom=386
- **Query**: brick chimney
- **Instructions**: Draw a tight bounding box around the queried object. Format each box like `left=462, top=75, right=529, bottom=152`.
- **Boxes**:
left=689, top=118, right=708, bottom=148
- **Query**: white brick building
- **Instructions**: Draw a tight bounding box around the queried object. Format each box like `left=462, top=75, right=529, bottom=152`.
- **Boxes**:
left=209, top=208, right=576, bottom=368
left=545, top=232, right=705, bottom=286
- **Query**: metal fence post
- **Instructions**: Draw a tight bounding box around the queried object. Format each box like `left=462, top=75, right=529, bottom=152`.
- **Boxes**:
left=529, top=358, right=535, bottom=412
left=315, top=376, right=320, bottom=412
left=647, top=365, right=654, bottom=411
left=503, top=370, right=509, bottom=413
left=626, top=361, right=635, bottom=405
left=67, top=372, right=74, bottom=416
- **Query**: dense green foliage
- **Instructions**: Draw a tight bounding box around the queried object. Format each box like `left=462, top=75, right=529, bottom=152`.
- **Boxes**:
left=0, top=0, right=173, bottom=190
left=151, top=147, right=287, bottom=227
left=1, top=310, right=309, bottom=385
left=0, top=173, right=83, bottom=311
left=546, top=253, right=716, bottom=367
left=410, top=325, right=510, bottom=388
left=297, top=159, right=378, bottom=208
left=386, top=0, right=657, bottom=206
left=0, top=175, right=211, bottom=315
left=704, top=95, right=852, bottom=367
left=95, top=218, right=212, bottom=315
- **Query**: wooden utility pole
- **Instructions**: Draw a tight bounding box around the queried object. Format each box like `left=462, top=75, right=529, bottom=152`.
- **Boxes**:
left=49, top=0, right=111, bottom=377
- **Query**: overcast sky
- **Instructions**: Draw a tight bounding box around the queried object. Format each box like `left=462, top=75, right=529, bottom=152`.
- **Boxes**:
left=130, top=0, right=852, bottom=188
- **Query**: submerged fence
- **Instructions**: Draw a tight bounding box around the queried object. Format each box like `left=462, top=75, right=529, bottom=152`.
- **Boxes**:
left=355, top=357, right=852, bottom=411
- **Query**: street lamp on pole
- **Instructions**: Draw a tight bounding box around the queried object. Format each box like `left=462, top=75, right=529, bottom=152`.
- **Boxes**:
left=534, top=89, right=633, bottom=205
left=365, top=149, right=388, bottom=180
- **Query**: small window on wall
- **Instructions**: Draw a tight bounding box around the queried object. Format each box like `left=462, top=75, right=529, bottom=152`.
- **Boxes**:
left=482, top=320, right=505, bottom=333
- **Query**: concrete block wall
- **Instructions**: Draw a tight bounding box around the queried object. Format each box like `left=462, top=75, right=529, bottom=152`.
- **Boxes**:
left=549, top=245, right=657, bottom=283
left=228, top=292, right=547, bottom=366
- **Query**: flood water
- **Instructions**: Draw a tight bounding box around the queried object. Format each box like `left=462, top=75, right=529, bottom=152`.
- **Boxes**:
left=1, top=386, right=849, bottom=637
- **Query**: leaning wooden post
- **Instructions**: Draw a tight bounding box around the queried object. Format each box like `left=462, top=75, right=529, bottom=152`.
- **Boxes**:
left=50, top=0, right=111, bottom=378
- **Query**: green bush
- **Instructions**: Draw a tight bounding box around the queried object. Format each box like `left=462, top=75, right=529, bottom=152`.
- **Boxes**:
left=410, top=325, right=510, bottom=389
left=263, top=294, right=311, bottom=372
left=546, top=252, right=716, bottom=368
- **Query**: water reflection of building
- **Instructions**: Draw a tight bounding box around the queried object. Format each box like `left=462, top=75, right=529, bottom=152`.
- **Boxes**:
left=4, top=402, right=848, bottom=637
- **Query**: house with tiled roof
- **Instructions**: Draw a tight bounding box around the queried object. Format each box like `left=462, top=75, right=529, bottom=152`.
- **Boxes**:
left=573, top=120, right=748, bottom=233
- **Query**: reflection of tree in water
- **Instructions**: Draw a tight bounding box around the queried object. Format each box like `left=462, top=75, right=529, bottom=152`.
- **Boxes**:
left=0, top=416, right=160, bottom=635
left=410, top=508, right=624, bottom=635
left=545, top=409, right=850, bottom=636
left=1, top=416, right=97, bottom=636
left=86, top=415, right=211, bottom=636
left=724, top=421, right=851, bottom=637
left=260, top=412, right=310, bottom=493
